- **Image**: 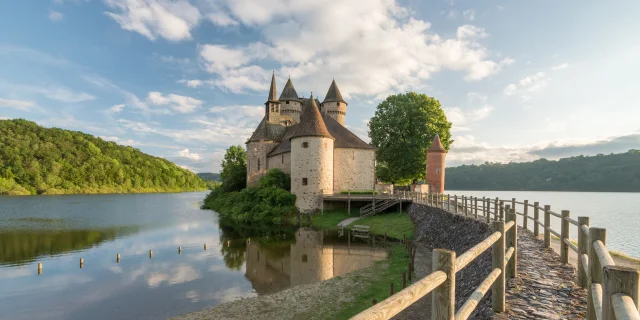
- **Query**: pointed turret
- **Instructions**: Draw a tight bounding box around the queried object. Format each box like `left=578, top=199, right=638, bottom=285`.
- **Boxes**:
left=290, top=94, right=333, bottom=139
left=279, top=77, right=299, bottom=100
left=322, top=79, right=346, bottom=104
left=428, top=134, right=446, bottom=152
left=267, top=72, right=278, bottom=103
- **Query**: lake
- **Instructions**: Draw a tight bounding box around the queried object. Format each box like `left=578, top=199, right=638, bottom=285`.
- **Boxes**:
left=447, top=190, right=640, bottom=257
left=0, top=192, right=387, bottom=320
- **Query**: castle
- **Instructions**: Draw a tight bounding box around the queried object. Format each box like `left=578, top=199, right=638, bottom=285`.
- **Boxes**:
left=246, top=74, right=376, bottom=213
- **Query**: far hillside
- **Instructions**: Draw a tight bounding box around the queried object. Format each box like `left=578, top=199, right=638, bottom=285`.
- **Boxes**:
left=0, top=119, right=207, bottom=195
left=446, top=150, right=640, bottom=192
left=197, top=172, right=220, bottom=181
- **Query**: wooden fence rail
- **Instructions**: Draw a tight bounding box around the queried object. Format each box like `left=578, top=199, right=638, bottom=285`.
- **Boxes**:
left=352, top=191, right=638, bottom=320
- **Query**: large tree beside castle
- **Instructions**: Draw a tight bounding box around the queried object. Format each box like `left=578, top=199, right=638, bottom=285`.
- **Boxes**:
left=369, top=92, right=452, bottom=185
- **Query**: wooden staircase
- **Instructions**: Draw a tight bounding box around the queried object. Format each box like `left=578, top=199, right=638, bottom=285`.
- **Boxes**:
left=359, top=198, right=400, bottom=217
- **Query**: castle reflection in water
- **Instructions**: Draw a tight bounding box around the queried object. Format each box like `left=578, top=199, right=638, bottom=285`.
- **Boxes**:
left=244, top=228, right=389, bottom=294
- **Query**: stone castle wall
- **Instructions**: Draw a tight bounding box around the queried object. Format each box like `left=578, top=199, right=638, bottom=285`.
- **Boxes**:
left=333, top=148, right=375, bottom=192
left=291, top=137, right=334, bottom=213
left=281, top=100, right=302, bottom=123
left=247, top=141, right=278, bottom=187
left=321, top=101, right=346, bottom=125
left=267, top=152, right=291, bottom=175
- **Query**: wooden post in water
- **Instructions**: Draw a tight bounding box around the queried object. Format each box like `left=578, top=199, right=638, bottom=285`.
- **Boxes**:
left=178, top=246, right=182, bottom=254
left=506, top=206, right=518, bottom=278
left=602, top=266, right=640, bottom=320
left=523, top=200, right=529, bottom=230
left=38, top=262, right=42, bottom=275
left=533, top=202, right=540, bottom=237
left=577, top=217, right=590, bottom=288
left=561, top=210, right=570, bottom=264
left=149, top=250, right=153, bottom=258
left=80, top=258, right=84, bottom=268
left=588, top=228, right=606, bottom=320
left=117, top=254, right=120, bottom=263
left=492, top=221, right=506, bottom=312
left=544, top=205, right=551, bottom=247
left=432, top=249, right=456, bottom=320
left=204, top=243, right=207, bottom=250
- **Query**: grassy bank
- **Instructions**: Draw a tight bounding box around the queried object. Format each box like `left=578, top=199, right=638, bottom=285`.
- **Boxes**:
left=311, top=209, right=414, bottom=240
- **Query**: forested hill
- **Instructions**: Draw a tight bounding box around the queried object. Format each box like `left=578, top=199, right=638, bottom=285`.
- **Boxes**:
left=446, top=150, right=640, bottom=192
left=0, top=119, right=207, bottom=195
left=197, top=172, right=220, bottom=181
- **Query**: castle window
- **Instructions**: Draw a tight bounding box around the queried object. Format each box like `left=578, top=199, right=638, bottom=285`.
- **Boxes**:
left=302, top=254, right=308, bottom=263
left=302, top=178, right=308, bottom=185
left=436, top=168, right=441, bottom=174
left=282, top=154, right=284, bottom=164
left=286, top=101, right=290, bottom=104
left=302, top=142, right=309, bottom=148
left=258, top=159, right=261, bottom=170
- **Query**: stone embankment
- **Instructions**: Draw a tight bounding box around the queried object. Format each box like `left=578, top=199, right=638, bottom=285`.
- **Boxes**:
left=393, top=203, right=587, bottom=320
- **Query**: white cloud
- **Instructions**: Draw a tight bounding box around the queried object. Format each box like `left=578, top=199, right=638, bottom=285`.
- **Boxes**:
left=109, top=104, right=125, bottom=113
left=0, top=98, right=36, bottom=110
left=209, top=105, right=264, bottom=118
left=462, top=10, right=475, bottom=21
left=467, top=92, right=487, bottom=102
left=503, top=84, right=517, bottom=96
left=6, top=84, right=95, bottom=103
left=552, top=63, right=569, bottom=70
left=104, top=0, right=202, bottom=41
left=146, top=92, right=203, bottom=113
left=445, top=105, right=494, bottom=132
left=179, top=148, right=201, bottom=161
left=499, top=57, right=515, bottom=66
left=207, top=12, right=239, bottom=26
left=196, top=0, right=505, bottom=96
left=177, top=79, right=203, bottom=88
left=49, top=10, right=64, bottom=22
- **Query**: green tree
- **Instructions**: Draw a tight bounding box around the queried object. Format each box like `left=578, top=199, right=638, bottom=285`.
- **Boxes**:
left=259, top=168, right=291, bottom=191
left=368, top=92, right=452, bottom=184
left=220, top=145, right=247, bottom=192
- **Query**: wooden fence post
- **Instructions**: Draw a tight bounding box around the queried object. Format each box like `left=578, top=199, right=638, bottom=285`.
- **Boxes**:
left=561, top=210, right=570, bottom=264
left=492, top=221, right=506, bottom=313
left=390, top=282, right=394, bottom=296
left=588, top=228, right=606, bottom=320
left=511, top=198, right=516, bottom=216
left=447, top=194, right=450, bottom=210
left=399, top=193, right=402, bottom=213
left=464, top=196, right=468, bottom=217
left=506, top=206, right=518, bottom=278
left=544, top=205, right=551, bottom=247
left=499, top=201, right=504, bottom=221
left=533, top=202, right=540, bottom=237
left=454, top=195, right=458, bottom=213
left=578, top=217, right=590, bottom=288
left=523, top=200, right=529, bottom=230
left=602, top=266, right=640, bottom=320
left=372, top=192, right=376, bottom=215
left=474, top=197, right=478, bottom=219
left=348, top=190, right=351, bottom=216
left=494, top=197, right=498, bottom=221
left=432, top=249, right=456, bottom=320
left=485, top=198, right=491, bottom=223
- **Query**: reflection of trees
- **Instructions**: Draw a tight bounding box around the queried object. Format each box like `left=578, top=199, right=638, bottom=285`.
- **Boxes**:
left=218, top=219, right=296, bottom=270
left=0, top=226, right=139, bottom=265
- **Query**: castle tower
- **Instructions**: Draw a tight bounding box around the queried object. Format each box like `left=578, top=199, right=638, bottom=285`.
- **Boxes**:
left=321, top=79, right=347, bottom=125
left=279, top=77, right=302, bottom=123
left=290, top=94, right=334, bottom=213
left=266, top=72, right=281, bottom=123
left=426, top=134, right=447, bottom=194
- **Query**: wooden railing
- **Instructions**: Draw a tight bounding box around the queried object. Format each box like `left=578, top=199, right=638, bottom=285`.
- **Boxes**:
left=352, top=192, right=640, bottom=320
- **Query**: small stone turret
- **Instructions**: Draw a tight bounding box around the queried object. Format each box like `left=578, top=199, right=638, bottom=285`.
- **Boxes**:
left=321, top=79, right=347, bottom=126
left=266, top=72, right=281, bottom=123
left=279, top=76, right=302, bottom=123
left=290, top=94, right=334, bottom=213
left=426, top=134, right=447, bottom=194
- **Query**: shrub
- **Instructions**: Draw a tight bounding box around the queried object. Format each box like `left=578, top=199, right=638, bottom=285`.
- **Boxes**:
left=202, top=186, right=296, bottom=224
left=259, top=168, right=291, bottom=191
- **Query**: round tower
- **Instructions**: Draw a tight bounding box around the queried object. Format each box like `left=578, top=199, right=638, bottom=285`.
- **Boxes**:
left=291, top=94, right=334, bottom=213
left=426, top=134, right=447, bottom=194
left=321, top=79, right=347, bottom=125
left=279, top=77, right=302, bottom=123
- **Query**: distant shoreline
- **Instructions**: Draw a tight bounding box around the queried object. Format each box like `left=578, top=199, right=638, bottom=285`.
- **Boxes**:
left=445, top=189, right=640, bottom=193
left=0, top=188, right=209, bottom=197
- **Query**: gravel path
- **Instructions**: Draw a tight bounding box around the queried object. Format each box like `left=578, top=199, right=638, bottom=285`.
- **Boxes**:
left=491, top=229, right=587, bottom=320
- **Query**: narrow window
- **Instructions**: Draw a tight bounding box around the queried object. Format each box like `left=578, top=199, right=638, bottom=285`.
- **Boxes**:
left=258, top=159, right=261, bottom=171
left=286, top=101, right=290, bottom=104
left=282, top=154, right=284, bottom=164
left=302, top=254, right=308, bottom=263
left=436, top=168, right=441, bottom=174
left=302, top=178, right=308, bottom=185
left=302, top=142, right=309, bottom=148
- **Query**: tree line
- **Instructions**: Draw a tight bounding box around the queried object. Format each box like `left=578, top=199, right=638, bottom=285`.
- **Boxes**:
left=0, top=119, right=207, bottom=195
left=446, top=150, right=640, bottom=192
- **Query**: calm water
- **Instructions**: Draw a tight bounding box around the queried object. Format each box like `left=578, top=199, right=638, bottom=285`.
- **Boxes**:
left=0, top=192, right=387, bottom=320
left=448, top=191, right=640, bottom=257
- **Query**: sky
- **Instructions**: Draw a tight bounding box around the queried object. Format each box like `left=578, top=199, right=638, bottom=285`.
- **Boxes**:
left=1, top=0, right=639, bottom=173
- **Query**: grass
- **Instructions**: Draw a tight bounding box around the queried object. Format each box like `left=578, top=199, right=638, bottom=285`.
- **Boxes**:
left=310, top=209, right=351, bottom=230
left=339, top=190, right=378, bottom=195
left=309, top=209, right=414, bottom=240
left=331, top=244, right=411, bottom=319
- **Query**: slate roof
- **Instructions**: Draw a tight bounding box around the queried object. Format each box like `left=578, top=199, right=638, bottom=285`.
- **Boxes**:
left=428, top=134, right=446, bottom=152
left=321, top=114, right=374, bottom=149
left=279, top=78, right=299, bottom=100
left=267, top=72, right=278, bottom=103
left=247, top=117, right=287, bottom=142
left=289, top=94, right=333, bottom=140
left=322, top=79, right=346, bottom=104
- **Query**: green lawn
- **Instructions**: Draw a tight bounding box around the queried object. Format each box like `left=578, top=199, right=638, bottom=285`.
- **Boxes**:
left=331, top=244, right=412, bottom=319
left=310, top=209, right=414, bottom=241
left=309, top=209, right=351, bottom=230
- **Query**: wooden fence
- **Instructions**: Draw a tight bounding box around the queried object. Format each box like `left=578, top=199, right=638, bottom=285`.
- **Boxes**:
left=351, top=192, right=640, bottom=320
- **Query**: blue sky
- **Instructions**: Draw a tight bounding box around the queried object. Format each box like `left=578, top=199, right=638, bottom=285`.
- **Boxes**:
left=1, top=0, right=639, bottom=173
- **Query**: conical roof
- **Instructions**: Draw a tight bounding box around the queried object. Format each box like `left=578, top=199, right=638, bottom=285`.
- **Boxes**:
left=279, top=77, right=299, bottom=100
left=267, top=72, right=278, bottom=103
left=428, top=134, right=446, bottom=152
left=290, top=94, right=333, bottom=140
left=322, top=79, right=346, bottom=104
